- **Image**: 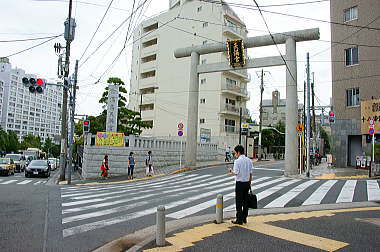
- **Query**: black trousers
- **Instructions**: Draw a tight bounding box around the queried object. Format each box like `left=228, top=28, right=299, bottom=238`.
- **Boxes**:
left=235, top=181, right=250, bottom=222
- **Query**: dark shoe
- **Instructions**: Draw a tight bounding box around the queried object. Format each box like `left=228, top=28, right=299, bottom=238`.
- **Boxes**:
left=231, top=220, right=243, bottom=225
left=243, top=218, right=247, bottom=224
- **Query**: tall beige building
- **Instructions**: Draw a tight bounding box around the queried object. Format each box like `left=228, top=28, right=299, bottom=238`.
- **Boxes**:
left=330, top=0, right=380, bottom=167
left=128, top=0, right=250, bottom=142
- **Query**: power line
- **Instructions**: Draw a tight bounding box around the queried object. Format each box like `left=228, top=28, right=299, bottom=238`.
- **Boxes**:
left=0, top=34, right=63, bottom=43
left=4, top=34, right=62, bottom=58
left=78, top=0, right=115, bottom=62
left=200, top=0, right=380, bottom=31
left=259, top=0, right=329, bottom=8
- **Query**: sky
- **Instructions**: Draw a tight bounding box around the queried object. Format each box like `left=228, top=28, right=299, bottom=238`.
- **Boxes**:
left=0, top=0, right=332, bottom=121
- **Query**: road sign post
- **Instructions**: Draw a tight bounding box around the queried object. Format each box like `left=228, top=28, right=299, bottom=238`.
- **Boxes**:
left=178, top=122, right=184, bottom=169
left=296, top=123, right=305, bottom=175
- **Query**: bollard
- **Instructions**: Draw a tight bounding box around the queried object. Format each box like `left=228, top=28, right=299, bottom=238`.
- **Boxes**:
left=216, top=194, right=223, bottom=224
left=156, top=205, right=166, bottom=246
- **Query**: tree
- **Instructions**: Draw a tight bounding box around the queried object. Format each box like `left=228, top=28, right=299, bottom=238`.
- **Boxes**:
left=7, top=131, right=19, bottom=153
left=319, top=126, right=331, bottom=154
left=42, top=138, right=55, bottom=157
left=98, top=77, right=152, bottom=135
left=20, top=134, right=42, bottom=150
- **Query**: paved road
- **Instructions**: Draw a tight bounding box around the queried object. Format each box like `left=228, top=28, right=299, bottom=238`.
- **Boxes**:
left=1, top=161, right=379, bottom=252
left=59, top=161, right=380, bottom=251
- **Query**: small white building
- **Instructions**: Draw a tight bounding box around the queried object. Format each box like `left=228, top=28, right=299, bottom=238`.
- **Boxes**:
left=0, top=57, right=63, bottom=142
left=128, top=0, right=251, bottom=145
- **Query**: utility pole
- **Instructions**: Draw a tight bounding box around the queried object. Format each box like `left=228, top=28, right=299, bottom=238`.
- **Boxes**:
left=139, top=92, right=143, bottom=135
left=67, top=60, right=78, bottom=185
left=258, top=69, right=264, bottom=160
left=311, top=72, right=317, bottom=156
left=59, top=0, right=74, bottom=181
left=306, top=53, right=311, bottom=177
left=239, top=107, right=242, bottom=144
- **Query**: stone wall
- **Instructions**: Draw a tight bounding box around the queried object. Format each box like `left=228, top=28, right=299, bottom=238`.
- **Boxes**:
left=82, top=135, right=219, bottom=179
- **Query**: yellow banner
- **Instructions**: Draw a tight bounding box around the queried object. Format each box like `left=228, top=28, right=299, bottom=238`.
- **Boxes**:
left=361, top=99, right=380, bottom=134
left=95, top=132, right=125, bottom=147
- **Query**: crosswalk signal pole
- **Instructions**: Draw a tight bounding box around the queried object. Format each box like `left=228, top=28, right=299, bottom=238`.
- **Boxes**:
left=306, top=53, right=311, bottom=177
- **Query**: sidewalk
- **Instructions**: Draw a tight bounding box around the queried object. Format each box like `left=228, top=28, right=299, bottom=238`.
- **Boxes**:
left=59, top=160, right=233, bottom=185
left=309, top=161, right=371, bottom=179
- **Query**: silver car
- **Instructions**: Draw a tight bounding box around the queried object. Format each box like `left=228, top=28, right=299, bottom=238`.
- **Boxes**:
left=25, top=160, right=50, bottom=178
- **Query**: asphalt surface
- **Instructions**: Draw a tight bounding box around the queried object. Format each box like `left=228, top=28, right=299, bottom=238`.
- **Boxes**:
left=1, top=161, right=379, bottom=252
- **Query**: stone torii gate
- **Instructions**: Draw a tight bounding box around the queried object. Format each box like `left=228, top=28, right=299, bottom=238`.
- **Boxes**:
left=174, top=28, right=320, bottom=175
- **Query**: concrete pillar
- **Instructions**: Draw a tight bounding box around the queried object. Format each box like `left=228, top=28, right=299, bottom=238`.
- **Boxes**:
left=185, top=52, right=200, bottom=167
left=285, top=37, right=298, bottom=175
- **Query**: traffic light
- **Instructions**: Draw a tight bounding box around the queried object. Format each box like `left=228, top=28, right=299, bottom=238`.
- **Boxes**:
left=22, top=77, right=46, bottom=93
left=329, top=111, right=335, bottom=124
left=83, top=120, right=90, bottom=133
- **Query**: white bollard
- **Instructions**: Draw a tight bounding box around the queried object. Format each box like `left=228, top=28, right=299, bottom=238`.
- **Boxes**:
left=216, top=194, right=223, bottom=224
left=156, top=205, right=166, bottom=246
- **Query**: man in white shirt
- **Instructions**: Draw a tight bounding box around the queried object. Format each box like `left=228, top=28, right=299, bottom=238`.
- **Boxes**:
left=228, top=145, right=253, bottom=225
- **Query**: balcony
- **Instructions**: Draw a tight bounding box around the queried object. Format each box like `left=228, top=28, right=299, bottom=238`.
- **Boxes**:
left=141, top=93, right=155, bottom=105
left=221, top=125, right=239, bottom=134
left=224, top=69, right=250, bottom=82
left=221, top=83, right=249, bottom=100
left=141, top=44, right=158, bottom=57
left=140, top=76, right=157, bottom=89
left=220, top=104, right=250, bottom=118
left=140, top=60, right=157, bottom=72
left=141, top=109, right=154, bottom=120
left=223, top=25, right=246, bottom=39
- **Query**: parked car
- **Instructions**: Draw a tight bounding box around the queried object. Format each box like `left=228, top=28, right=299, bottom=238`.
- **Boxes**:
left=5, top=154, right=25, bottom=172
left=48, top=158, right=58, bottom=171
left=0, top=158, right=16, bottom=176
left=25, top=160, right=50, bottom=178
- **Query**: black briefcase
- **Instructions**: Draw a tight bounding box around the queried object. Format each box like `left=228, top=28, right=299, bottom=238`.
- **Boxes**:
left=247, top=188, right=257, bottom=209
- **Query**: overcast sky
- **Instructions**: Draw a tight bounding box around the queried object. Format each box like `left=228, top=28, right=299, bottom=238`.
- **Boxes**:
left=0, top=0, right=332, bottom=121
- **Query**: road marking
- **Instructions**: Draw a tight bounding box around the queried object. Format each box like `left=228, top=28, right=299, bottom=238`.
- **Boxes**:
left=17, top=180, right=33, bottom=185
left=336, top=180, right=357, bottom=203
left=302, top=180, right=338, bottom=206
left=148, top=207, right=380, bottom=252
left=243, top=222, right=348, bottom=251
left=264, top=180, right=319, bottom=208
left=0, top=179, right=18, bottom=184
left=167, top=177, right=276, bottom=219
left=33, top=181, right=45, bottom=185
left=367, top=180, right=380, bottom=201
left=255, top=179, right=300, bottom=202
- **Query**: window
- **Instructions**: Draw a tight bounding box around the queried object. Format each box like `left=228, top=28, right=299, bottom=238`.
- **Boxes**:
left=142, top=38, right=157, bottom=48
left=202, top=40, right=207, bottom=45
left=203, top=22, right=208, bottom=28
left=226, top=78, right=237, bottom=86
left=345, top=47, right=358, bottom=66
left=200, top=98, right=206, bottom=104
left=200, top=118, right=205, bottom=124
left=225, top=98, right=236, bottom=106
left=197, top=6, right=202, bottom=12
left=346, top=88, right=360, bottom=107
left=141, top=54, right=157, bottom=63
left=141, top=70, right=156, bottom=79
left=201, top=59, right=207, bottom=64
left=200, top=78, right=206, bottom=84
left=344, top=6, right=358, bottom=22
left=143, top=22, right=158, bottom=33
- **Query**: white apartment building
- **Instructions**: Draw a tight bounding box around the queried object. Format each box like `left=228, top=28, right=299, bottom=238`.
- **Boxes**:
left=128, top=0, right=250, bottom=141
left=0, top=57, right=62, bottom=142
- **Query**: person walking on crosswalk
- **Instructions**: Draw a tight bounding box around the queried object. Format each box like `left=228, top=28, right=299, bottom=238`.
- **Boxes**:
left=100, top=155, right=109, bottom=179
left=228, top=145, right=253, bottom=225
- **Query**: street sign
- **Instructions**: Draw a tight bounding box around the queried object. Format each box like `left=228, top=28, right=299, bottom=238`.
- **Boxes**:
left=178, top=122, right=184, bottom=137
left=369, top=128, right=375, bottom=135
left=178, top=122, right=184, bottom=130
left=296, top=124, right=305, bottom=133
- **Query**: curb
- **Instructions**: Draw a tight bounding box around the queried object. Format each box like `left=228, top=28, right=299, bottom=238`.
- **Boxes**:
left=93, top=201, right=380, bottom=252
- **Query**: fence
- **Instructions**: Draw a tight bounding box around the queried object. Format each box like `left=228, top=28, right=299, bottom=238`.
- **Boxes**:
left=81, top=134, right=219, bottom=179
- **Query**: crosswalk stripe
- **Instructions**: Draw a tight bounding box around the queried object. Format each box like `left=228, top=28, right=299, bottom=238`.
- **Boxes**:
left=367, top=180, right=380, bottom=201
left=17, top=180, right=33, bottom=185
left=264, top=180, right=318, bottom=208
left=166, top=177, right=274, bottom=219
left=33, top=181, right=45, bottom=185
left=62, top=180, right=240, bottom=237
left=302, top=180, right=338, bottom=206
left=61, top=174, right=189, bottom=193
left=0, top=179, right=18, bottom=184
left=61, top=174, right=212, bottom=198
left=61, top=176, right=233, bottom=208
left=255, top=179, right=300, bottom=203
left=336, top=180, right=357, bottom=203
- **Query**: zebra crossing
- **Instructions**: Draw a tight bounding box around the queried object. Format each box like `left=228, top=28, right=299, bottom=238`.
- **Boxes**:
left=60, top=173, right=380, bottom=238
left=0, top=178, right=47, bottom=185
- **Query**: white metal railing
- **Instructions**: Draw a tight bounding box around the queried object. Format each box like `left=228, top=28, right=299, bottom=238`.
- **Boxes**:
left=222, top=83, right=248, bottom=97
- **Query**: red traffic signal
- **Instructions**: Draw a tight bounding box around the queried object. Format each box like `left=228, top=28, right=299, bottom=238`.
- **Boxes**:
left=83, top=120, right=90, bottom=133
left=329, top=111, right=335, bottom=117
left=23, top=77, right=46, bottom=93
